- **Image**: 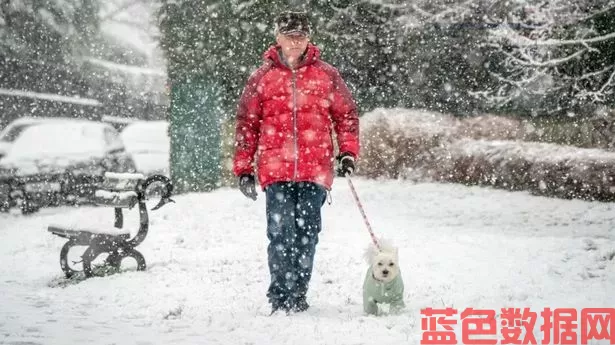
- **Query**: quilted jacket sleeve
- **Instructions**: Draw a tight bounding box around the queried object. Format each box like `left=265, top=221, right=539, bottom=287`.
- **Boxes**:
left=329, top=68, right=360, bottom=159
left=232, top=65, right=269, bottom=176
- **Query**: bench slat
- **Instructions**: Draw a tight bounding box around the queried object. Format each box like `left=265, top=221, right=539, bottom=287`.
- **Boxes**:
left=100, top=179, right=140, bottom=192
left=48, top=224, right=130, bottom=238
left=104, top=172, right=145, bottom=180
left=93, top=190, right=138, bottom=208
left=100, top=172, right=145, bottom=192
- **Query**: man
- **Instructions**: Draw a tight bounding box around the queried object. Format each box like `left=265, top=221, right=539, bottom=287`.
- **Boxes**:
left=233, top=10, right=359, bottom=314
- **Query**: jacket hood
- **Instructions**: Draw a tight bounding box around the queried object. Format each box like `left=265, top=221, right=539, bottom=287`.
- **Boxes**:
left=263, top=43, right=321, bottom=69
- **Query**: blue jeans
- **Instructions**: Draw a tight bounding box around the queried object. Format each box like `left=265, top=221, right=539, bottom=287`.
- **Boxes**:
left=265, top=181, right=327, bottom=307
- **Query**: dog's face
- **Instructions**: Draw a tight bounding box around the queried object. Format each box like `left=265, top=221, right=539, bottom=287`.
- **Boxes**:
left=370, top=249, right=400, bottom=284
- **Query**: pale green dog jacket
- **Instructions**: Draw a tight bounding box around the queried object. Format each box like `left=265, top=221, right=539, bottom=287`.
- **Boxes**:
left=363, top=267, right=405, bottom=315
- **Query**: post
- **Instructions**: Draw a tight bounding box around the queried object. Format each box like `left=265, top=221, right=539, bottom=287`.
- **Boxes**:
left=168, top=76, right=222, bottom=193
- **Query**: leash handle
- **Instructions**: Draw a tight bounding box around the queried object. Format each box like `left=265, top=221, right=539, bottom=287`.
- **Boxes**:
left=346, top=175, right=381, bottom=251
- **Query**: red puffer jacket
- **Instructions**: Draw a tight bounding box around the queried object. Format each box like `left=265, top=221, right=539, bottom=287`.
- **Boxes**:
left=233, top=43, right=359, bottom=190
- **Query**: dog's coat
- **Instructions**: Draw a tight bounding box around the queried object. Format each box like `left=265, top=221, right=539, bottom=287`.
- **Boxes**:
left=363, top=267, right=405, bottom=315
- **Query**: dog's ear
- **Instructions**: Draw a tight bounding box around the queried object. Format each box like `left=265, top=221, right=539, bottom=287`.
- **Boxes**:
left=394, top=247, right=399, bottom=261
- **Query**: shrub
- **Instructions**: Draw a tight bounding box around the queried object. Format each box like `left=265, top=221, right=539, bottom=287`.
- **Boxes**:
left=359, top=108, right=615, bottom=201
left=359, top=108, right=458, bottom=179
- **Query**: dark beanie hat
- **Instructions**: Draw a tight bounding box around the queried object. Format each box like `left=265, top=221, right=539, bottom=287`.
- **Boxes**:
left=274, top=11, right=311, bottom=36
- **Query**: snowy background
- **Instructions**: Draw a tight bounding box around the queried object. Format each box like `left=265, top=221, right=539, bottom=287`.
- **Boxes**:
left=2, top=1, right=615, bottom=344
left=1, top=178, right=613, bottom=344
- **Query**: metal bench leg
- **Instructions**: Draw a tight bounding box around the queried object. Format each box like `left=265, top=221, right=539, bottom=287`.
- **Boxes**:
left=114, top=208, right=123, bottom=228
left=83, top=247, right=146, bottom=277
left=124, top=248, right=146, bottom=272
left=105, top=248, right=147, bottom=272
left=82, top=245, right=105, bottom=278
left=60, top=240, right=83, bottom=278
left=105, top=251, right=122, bottom=270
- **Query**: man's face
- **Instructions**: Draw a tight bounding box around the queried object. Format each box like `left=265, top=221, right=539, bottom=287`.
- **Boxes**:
left=276, top=33, right=310, bottom=65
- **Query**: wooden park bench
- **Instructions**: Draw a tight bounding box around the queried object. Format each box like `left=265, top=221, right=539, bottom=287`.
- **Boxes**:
left=48, top=172, right=174, bottom=278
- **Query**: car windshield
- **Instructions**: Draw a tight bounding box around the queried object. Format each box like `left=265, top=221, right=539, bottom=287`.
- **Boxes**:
left=0, top=124, right=32, bottom=143
left=7, top=123, right=106, bottom=159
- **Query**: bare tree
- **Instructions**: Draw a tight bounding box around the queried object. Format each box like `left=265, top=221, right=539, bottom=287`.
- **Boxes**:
left=471, top=0, right=615, bottom=115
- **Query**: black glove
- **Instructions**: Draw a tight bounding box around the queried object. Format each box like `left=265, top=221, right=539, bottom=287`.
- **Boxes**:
left=336, top=153, right=356, bottom=177
left=239, top=174, right=257, bottom=200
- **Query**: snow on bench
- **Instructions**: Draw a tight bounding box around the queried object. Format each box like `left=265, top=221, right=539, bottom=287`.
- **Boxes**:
left=104, top=172, right=145, bottom=180
left=100, top=173, right=145, bottom=194
left=48, top=223, right=130, bottom=237
left=94, top=190, right=137, bottom=204
left=95, top=190, right=137, bottom=199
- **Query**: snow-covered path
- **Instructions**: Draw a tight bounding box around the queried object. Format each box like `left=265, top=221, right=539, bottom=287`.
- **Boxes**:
left=1, top=179, right=613, bottom=345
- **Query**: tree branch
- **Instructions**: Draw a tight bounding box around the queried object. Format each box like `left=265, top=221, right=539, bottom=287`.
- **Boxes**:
left=576, top=4, right=615, bottom=24
left=563, top=65, right=615, bottom=81
left=513, top=31, right=615, bottom=47
left=505, top=48, right=586, bottom=67
left=108, top=18, right=149, bottom=30
left=599, top=68, right=615, bottom=93
left=409, top=0, right=475, bottom=24
left=100, top=0, right=145, bottom=22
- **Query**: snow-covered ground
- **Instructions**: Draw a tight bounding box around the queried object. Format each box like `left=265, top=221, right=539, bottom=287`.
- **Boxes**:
left=0, top=178, right=613, bottom=344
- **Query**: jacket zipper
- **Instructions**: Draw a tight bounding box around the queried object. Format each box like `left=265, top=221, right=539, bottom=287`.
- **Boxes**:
left=292, top=69, right=298, bottom=180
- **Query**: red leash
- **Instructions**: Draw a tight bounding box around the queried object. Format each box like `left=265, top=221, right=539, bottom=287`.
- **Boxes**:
left=346, top=175, right=381, bottom=251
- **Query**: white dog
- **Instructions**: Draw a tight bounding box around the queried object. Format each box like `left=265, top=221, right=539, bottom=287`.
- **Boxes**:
left=362, top=239, right=405, bottom=315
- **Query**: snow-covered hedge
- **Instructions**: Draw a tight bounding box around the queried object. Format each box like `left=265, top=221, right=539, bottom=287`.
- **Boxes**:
left=360, top=108, right=615, bottom=201
left=359, top=109, right=456, bottom=179
left=359, top=108, right=522, bottom=179
left=435, top=140, right=615, bottom=201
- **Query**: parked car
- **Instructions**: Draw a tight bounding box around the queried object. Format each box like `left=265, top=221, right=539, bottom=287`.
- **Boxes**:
left=0, top=120, right=136, bottom=213
left=0, top=117, right=78, bottom=160
left=120, top=120, right=170, bottom=176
